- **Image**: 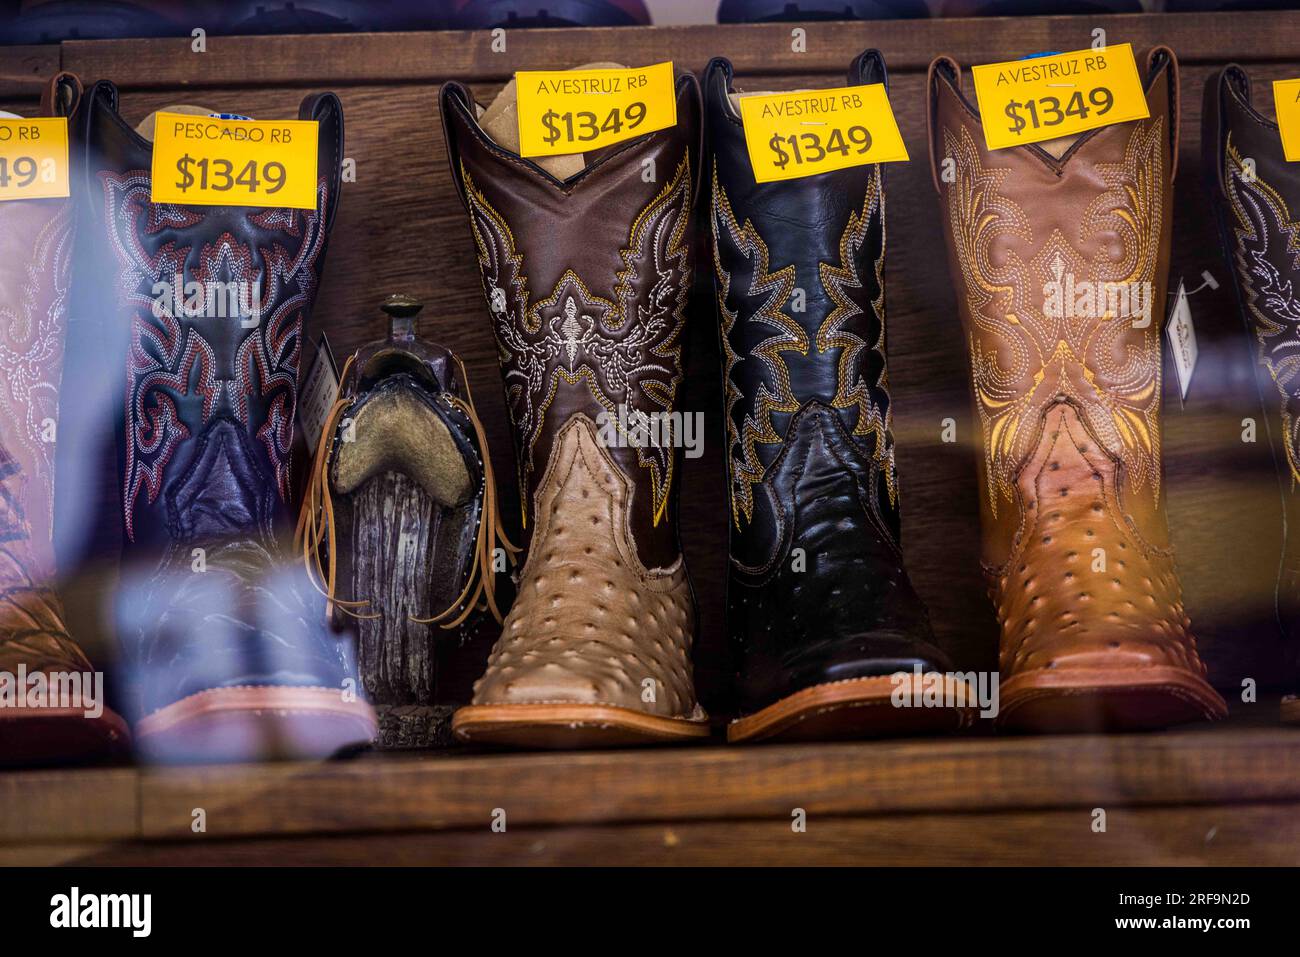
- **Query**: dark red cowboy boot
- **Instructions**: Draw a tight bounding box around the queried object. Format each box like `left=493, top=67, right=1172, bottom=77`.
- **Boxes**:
left=0, top=73, right=129, bottom=766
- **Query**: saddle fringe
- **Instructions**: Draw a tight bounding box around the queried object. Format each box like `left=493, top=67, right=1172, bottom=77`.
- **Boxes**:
left=294, top=354, right=519, bottom=629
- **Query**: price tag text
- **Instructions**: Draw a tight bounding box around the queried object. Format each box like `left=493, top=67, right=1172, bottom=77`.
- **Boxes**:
left=150, top=113, right=319, bottom=210
left=738, top=83, right=908, bottom=184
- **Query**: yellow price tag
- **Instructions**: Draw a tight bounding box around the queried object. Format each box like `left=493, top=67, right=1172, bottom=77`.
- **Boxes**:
left=971, top=44, right=1150, bottom=152
left=516, top=61, right=677, bottom=158
left=739, top=84, right=908, bottom=184
left=0, top=117, right=69, bottom=201
left=1273, top=78, right=1300, bottom=162
left=150, top=112, right=319, bottom=210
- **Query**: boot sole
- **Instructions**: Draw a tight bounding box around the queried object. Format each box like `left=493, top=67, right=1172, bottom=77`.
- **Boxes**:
left=997, top=666, right=1228, bottom=733
left=0, top=707, right=131, bottom=767
left=452, top=703, right=710, bottom=749
left=1283, top=695, right=1300, bottom=725
left=135, top=686, right=378, bottom=764
left=727, top=673, right=978, bottom=745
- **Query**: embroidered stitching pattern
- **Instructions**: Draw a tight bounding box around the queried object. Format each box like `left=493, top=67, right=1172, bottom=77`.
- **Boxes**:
left=1224, top=136, right=1300, bottom=487
left=943, top=120, right=1165, bottom=516
left=710, top=164, right=803, bottom=527
left=0, top=201, right=72, bottom=543
left=461, top=157, right=693, bottom=526
left=816, top=164, right=896, bottom=506
left=103, top=171, right=328, bottom=540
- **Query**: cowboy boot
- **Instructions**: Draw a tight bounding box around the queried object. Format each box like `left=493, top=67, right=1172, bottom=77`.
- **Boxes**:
left=0, top=73, right=129, bottom=765
left=441, top=65, right=709, bottom=747
left=706, top=52, right=973, bottom=744
left=69, top=81, right=376, bottom=761
left=296, top=293, right=516, bottom=748
left=1204, top=65, right=1300, bottom=724
left=928, top=48, right=1227, bottom=731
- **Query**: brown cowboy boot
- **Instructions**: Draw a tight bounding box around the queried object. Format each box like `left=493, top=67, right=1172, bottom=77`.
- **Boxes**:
left=928, top=48, right=1226, bottom=731
left=441, top=66, right=709, bottom=747
left=0, top=73, right=129, bottom=764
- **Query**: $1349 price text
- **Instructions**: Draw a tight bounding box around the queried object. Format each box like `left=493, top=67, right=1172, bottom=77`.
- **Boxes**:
left=538, top=102, right=648, bottom=147
left=1003, top=87, right=1116, bottom=136
left=766, top=125, right=874, bottom=172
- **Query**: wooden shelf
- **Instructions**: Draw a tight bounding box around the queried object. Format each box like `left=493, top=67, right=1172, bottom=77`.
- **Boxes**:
left=4, top=705, right=1299, bottom=865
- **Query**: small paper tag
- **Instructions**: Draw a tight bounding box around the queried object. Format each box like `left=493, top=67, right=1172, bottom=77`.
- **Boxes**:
left=516, top=61, right=677, bottom=158
left=738, top=83, right=909, bottom=184
left=1272, top=78, right=1300, bottom=162
left=298, top=334, right=339, bottom=457
left=971, top=44, right=1150, bottom=152
left=150, top=112, right=319, bottom=209
left=0, top=117, right=70, bottom=201
left=1166, top=280, right=1197, bottom=403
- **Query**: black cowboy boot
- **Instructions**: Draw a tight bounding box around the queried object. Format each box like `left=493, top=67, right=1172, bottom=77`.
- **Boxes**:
left=707, top=51, right=972, bottom=743
left=1205, top=65, right=1300, bottom=723
left=296, top=293, right=516, bottom=748
left=66, top=81, right=376, bottom=762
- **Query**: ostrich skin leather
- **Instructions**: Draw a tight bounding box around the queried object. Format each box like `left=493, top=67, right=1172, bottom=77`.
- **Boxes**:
left=441, top=70, right=706, bottom=728
left=67, top=81, right=372, bottom=746
left=1205, top=65, right=1300, bottom=713
left=471, top=418, right=696, bottom=715
left=929, top=48, right=1226, bottom=728
left=0, top=73, right=129, bottom=764
left=706, top=52, right=954, bottom=725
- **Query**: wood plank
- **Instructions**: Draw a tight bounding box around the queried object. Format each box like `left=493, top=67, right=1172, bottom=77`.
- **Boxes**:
left=17, top=802, right=1300, bottom=865
left=0, top=44, right=60, bottom=100
left=56, top=12, right=1300, bottom=90
left=129, top=724, right=1300, bottom=839
left=0, top=766, right=137, bottom=844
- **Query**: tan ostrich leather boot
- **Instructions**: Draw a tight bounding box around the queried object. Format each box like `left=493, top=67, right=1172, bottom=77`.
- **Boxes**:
left=441, top=67, right=708, bottom=747
left=928, top=47, right=1227, bottom=731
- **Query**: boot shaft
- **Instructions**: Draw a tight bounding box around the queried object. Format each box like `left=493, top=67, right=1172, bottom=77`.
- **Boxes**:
left=67, top=82, right=344, bottom=564
left=706, top=51, right=900, bottom=567
left=929, top=48, right=1179, bottom=572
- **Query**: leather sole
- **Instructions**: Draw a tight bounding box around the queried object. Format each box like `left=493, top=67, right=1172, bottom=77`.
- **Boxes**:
left=135, top=686, right=378, bottom=764
left=452, top=703, right=711, bottom=749
left=997, top=666, right=1228, bottom=733
left=1282, top=695, right=1300, bottom=725
left=727, top=673, right=978, bottom=745
left=0, top=706, right=131, bottom=767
